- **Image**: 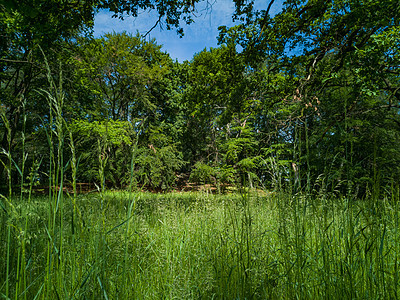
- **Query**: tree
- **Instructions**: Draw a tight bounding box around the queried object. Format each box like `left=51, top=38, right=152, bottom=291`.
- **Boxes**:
left=0, top=0, right=240, bottom=188
left=223, top=0, right=400, bottom=193
left=0, top=0, right=98, bottom=187
left=182, top=44, right=273, bottom=188
left=73, top=32, right=169, bottom=121
left=69, top=32, right=185, bottom=189
left=182, top=45, right=247, bottom=163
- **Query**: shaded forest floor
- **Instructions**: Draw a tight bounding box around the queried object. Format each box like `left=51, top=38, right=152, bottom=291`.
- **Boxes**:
left=27, top=176, right=251, bottom=195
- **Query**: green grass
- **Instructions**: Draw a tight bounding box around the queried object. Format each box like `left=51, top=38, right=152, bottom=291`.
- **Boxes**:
left=1, top=189, right=399, bottom=299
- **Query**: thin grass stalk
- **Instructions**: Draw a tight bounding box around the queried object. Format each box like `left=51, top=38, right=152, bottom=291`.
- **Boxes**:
left=294, top=118, right=301, bottom=194
left=42, top=109, right=54, bottom=299
left=394, top=187, right=399, bottom=299
left=97, top=139, right=107, bottom=195
left=344, top=93, right=353, bottom=197
left=68, top=129, right=80, bottom=295
left=38, top=50, right=66, bottom=298
left=1, top=106, right=12, bottom=299
left=17, top=98, right=28, bottom=300
left=97, top=138, right=107, bottom=298
left=122, top=125, right=140, bottom=297
left=122, top=197, right=136, bottom=298
left=242, top=191, right=254, bottom=298
left=68, top=130, right=83, bottom=293
left=55, top=65, right=65, bottom=297
left=305, top=117, right=311, bottom=196
left=94, top=128, right=112, bottom=299
left=321, top=179, right=332, bottom=297
left=36, top=61, right=55, bottom=299
left=68, top=130, right=78, bottom=221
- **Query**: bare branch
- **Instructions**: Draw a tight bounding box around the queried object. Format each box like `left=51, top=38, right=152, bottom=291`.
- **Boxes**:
left=142, top=15, right=162, bottom=39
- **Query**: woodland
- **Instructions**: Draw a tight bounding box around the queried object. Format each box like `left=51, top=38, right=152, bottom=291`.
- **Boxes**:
left=1, top=0, right=400, bottom=195
left=1, top=0, right=400, bottom=299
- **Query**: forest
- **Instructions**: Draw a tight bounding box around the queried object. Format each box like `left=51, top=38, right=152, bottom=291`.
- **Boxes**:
left=1, top=0, right=400, bottom=299
left=1, top=0, right=400, bottom=194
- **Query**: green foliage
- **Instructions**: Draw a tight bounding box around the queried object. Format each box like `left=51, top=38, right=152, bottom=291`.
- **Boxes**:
left=135, top=144, right=183, bottom=190
left=3, top=2, right=400, bottom=298
left=189, top=162, right=237, bottom=191
left=70, top=119, right=134, bottom=146
left=72, top=32, right=170, bottom=121
left=133, top=123, right=184, bottom=190
left=68, top=119, right=135, bottom=185
left=214, top=0, right=400, bottom=193
left=2, top=191, right=400, bottom=298
left=189, top=162, right=216, bottom=185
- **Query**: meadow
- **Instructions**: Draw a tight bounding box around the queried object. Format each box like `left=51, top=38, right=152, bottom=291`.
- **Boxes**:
left=1, top=188, right=399, bottom=299
left=2, top=0, right=400, bottom=298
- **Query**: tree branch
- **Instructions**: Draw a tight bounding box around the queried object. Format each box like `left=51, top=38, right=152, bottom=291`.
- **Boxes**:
left=142, top=15, right=162, bottom=38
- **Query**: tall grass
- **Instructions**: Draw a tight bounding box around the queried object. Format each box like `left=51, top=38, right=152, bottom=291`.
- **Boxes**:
left=1, top=97, right=13, bottom=299
left=1, top=60, right=399, bottom=299
left=1, top=189, right=400, bottom=299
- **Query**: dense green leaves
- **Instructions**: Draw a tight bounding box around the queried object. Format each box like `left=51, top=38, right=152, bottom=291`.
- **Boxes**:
left=2, top=3, right=400, bottom=299
left=73, top=32, right=168, bottom=121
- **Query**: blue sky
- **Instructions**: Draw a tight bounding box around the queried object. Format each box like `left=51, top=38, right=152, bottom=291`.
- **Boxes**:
left=93, top=0, right=283, bottom=62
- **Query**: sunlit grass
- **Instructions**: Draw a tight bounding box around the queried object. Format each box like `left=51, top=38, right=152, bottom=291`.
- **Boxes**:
left=1, top=190, right=399, bottom=299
